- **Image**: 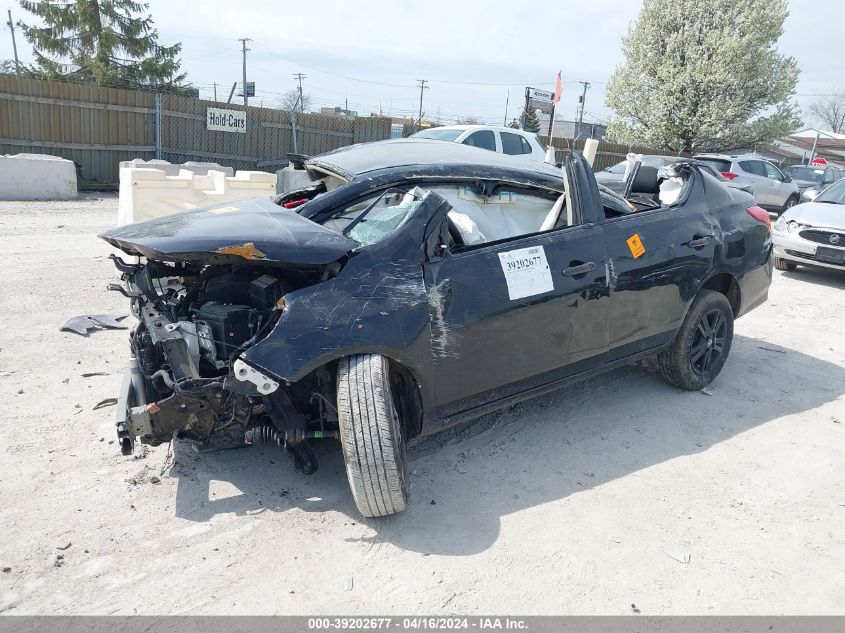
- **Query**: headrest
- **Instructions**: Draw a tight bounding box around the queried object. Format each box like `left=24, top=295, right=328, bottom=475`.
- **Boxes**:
left=631, top=165, right=660, bottom=195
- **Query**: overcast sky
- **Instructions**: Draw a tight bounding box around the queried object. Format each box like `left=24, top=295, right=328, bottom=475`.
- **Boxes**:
left=2, top=0, right=841, bottom=127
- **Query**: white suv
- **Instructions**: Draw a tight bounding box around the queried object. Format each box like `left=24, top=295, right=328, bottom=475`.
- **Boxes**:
left=410, top=125, right=547, bottom=162
left=694, top=153, right=800, bottom=215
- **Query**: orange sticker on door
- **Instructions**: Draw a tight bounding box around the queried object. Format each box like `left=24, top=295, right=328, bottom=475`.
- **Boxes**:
left=627, top=234, right=645, bottom=259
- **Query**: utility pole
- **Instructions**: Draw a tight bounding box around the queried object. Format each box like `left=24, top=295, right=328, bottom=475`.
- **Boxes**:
left=238, top=38, right=251, bottom=107
left=6, top=10, right=20, bottom=76
left=519, top=87, right=531, bottom=129
left=576, top=81, right=591, bottom=139
left=504, top=90, right=509, bottom=126
left=292, top=73, right=307, bottom=113
left=213, top=82, right=217, bottom=101
left=416, top=79, right=428, bottom=131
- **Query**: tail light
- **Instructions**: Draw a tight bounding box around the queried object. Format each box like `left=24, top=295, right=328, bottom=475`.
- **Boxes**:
left=721, top=171, right=739, bottom=180
left=746, top=205, right=771, bottom=231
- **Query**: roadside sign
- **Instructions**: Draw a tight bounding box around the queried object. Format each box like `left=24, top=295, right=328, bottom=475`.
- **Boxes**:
left=529, top=88, right=553, bottom=102
left=810, top=157, right=828, bottom=167
left=207, top=107, right=247, bottom=133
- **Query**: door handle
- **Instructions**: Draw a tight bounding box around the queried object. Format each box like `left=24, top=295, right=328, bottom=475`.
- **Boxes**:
left=562, top=262, right=595, bottom=277
left=685, top=235, right=713, bottom=249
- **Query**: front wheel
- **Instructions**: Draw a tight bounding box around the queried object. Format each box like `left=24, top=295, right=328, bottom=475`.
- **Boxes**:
left=658, top=290, right=734, bottom=390
left=337, top=354, right=409, bottom=517
left=774, top=257, right=797, bottom=272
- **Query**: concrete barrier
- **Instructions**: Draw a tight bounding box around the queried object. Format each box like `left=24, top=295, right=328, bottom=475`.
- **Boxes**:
left=119, top=159, right=234, bottom=177
left=118, top=166, right=276, bottom=225
left=276, top=165, right=312, bottom=195
left=0, top=154, right=78, bottom=200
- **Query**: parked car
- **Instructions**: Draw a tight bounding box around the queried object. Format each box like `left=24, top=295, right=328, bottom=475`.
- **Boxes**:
left=101, top=139, right=773, bottom=518
left=694, top=154, right=799, bottom=214
left=596, top=155, right=752, bottom=195
left=410, top=124, right=546, bottom=162
left=787, top=164, right=845, bottom=203
left=772, top=177, right=845, bottom=272
left=594, top=155, right=681, bottom=188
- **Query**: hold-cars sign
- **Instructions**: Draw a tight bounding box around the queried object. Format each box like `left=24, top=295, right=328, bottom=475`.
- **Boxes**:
left=207, top=107, right=246, bottom=133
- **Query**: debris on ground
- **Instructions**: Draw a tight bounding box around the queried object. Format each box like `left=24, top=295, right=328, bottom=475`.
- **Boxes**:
left=700, top=387, right=714, bottom=396
left=81, top=372, right=109, bottom=378
left=60, top=314, right=128, bottom=336
left=56, top=543, right=71, bottom=551
left=757, top=346, right=787, bottom=354
left=663, top=549, right=692, bottom=564
left=93, top=397, right=118, bottom=410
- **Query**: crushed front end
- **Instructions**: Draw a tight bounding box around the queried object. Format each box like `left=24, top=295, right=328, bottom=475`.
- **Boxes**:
left=100, top=198, right=355, bottom=473
left=109, top=255, right=340, bottom=472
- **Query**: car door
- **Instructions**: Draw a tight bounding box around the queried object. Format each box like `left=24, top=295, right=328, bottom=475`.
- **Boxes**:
left=600, top=169, right=719, bottom=360
left=739, top=160, right=770, bottom=206
left=763, top=161, right=789, bottom=208
left=422, top=157, right=609, bottom=417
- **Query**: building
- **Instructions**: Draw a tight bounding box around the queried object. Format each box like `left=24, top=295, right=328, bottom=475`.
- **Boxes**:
left=320, top=106, right=358, bottom=118
left=535, top=114, right=607, bottom=140
left=774, top=128, right=845, bottom=166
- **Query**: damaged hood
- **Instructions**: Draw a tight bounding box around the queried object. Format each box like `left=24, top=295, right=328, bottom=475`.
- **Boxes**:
left=100, top=197, right=357, bottom=265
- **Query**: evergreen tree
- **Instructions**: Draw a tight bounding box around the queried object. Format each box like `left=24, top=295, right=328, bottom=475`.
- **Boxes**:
left=522, top=108, right=540, bottom=133
left=18, top=0, right=185, bottom=89
left=605, top=0, right=801, bottom=153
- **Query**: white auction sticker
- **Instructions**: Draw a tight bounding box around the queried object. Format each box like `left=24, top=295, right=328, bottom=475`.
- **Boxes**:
left=498, top=245, right=554, bottom=300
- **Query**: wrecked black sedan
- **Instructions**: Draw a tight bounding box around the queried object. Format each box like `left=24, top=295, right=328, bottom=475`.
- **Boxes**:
left=100, top=140, right=772, bottom=517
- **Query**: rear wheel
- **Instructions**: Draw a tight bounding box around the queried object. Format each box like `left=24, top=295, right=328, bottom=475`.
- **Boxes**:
left=659, top=291, right=734, bottom=390
left=774, top=257, right=797, bottom=272
left=337, top=354, right=409, bottom=517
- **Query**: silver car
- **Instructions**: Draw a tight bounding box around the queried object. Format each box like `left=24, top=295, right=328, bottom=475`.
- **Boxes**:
left=772, top=178, right=845, bottom=272
left=695, top=154, right=800, bottom=215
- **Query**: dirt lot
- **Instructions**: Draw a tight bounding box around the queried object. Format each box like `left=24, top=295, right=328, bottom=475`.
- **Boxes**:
left=0, top=194, right=843, bottom=615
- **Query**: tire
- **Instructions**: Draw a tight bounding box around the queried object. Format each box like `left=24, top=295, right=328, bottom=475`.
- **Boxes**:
left=774, top=257, right=797, bottom=272
left=658, top=290, right=734, bottom=390
left=782, top=196, right=798, bottom=213
left=337, top=354, right=409, bottom=517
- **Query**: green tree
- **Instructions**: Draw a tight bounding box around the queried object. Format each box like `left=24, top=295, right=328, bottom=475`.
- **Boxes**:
left=522, top=108, right=540, bottom=133
left=605, top=0, right=801, bottom=153
left=17, top=0, right=185, bottom=89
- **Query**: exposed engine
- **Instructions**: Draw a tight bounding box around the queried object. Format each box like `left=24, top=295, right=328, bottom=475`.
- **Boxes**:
left=109, top=255, right=338, bottom=473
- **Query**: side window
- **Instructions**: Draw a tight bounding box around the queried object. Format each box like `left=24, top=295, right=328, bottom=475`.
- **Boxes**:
left=740, top=160, right=765, bottom=177
left=431, top=184, right=568, bottom=249
left=462, top=130, right=496, bottom=152
left=763, top=162, right=783, bottom=181
left=500, top=132, right=524, bottom=156
left=519, top=136, right=533, bottom=154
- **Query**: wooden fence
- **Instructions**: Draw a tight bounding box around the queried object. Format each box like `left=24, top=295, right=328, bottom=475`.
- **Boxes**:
left=0, top=75, right=393, bottom=187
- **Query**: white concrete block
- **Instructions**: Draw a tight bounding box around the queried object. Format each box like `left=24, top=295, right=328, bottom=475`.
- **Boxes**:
left=276, top=165, right=312, bottom=195
left=118, top=166, right=276, bottom=225
left=0, top=153, right=78, bottom=200
left=119, top=159, right=234, bottom=177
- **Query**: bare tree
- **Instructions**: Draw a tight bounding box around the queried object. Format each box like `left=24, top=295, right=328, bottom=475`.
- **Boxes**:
left=279, top=89, right=312, bottom=113
left=455, top=115, right=482, bottom=125
left=809, top=89, right=845, bottom=134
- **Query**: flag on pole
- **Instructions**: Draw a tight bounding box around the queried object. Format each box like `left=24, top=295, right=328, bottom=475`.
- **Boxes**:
left=553, top=71, right=563, bottom=104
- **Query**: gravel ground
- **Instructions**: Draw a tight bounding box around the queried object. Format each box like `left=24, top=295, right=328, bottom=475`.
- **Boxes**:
left=0, top=194, right=843, bottom=615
